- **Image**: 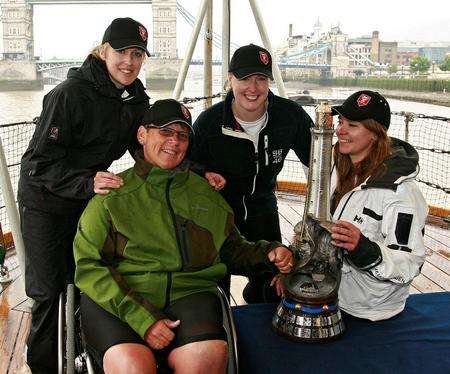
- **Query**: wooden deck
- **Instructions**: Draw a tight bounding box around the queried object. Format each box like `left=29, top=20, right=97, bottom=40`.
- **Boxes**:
left=1, top=194, right=449, bottom=374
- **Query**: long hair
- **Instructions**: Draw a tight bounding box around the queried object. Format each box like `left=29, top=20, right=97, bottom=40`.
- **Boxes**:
left=332, top=119, right=391, bottom=211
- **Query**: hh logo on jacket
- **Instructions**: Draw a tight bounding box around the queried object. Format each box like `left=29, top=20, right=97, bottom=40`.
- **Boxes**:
left=353, top=215, right=363, bottom=224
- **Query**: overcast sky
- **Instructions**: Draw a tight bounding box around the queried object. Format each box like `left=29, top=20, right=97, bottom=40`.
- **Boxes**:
left=0, top=0, right=449, bottom=59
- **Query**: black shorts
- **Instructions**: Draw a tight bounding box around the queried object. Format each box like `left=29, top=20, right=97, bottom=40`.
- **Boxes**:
left=80, top=291, right=226, bottom=367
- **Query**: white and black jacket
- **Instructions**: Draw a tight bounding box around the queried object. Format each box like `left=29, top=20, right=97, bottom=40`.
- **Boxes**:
left=331, top=138, right=427, bottom=321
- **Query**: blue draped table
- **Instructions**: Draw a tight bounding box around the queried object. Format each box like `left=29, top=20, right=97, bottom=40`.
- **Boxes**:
left=232, top=292, right=450, bottom=374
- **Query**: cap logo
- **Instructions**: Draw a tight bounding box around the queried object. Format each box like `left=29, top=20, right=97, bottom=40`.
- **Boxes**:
left=259, top=51, right=269, bottom=65
left=181, top=105, right=190, bottom=120
left=357, top=94, right=371, bottom=107
left=138, top=25, right=148, bottom=42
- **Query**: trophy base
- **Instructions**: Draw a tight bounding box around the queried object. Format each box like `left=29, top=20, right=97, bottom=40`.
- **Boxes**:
left=272, top=298, right=345, bottom=342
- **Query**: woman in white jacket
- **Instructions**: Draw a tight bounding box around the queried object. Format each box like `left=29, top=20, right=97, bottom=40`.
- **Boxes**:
left=330, top=90, right=427, bottom=321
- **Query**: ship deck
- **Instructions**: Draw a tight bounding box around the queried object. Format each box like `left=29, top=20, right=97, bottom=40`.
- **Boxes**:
left=1, top=194, right=449, bottom=373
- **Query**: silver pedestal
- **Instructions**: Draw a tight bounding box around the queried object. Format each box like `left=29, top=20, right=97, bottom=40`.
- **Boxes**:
left=273, top=297, right=345, bottom=342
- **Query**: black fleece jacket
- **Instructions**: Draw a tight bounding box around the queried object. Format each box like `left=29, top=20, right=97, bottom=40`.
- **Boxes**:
left=18, top=55, right=149, bottom=213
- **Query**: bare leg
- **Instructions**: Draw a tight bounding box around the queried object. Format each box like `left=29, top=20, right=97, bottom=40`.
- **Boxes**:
left=168, top=340, right=228, bottom=374
left=103, top=343, right=157, bottom=374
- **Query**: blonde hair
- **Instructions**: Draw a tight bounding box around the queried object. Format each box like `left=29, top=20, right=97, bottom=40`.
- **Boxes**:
left=90, top=42, right=147, bottom=61
left=90, top=43, right=108, bottom=60
left=332, top=119, right=391, bottom=212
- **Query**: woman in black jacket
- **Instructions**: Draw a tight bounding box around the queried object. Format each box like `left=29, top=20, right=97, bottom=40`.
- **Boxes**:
left=18, top=17, right=150, bottom=373
left=191, top=44, right=313, bottom=303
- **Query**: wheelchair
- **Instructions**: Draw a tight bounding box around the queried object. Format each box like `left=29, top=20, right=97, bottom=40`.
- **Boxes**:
left=58, top=284, right=239, bottom=374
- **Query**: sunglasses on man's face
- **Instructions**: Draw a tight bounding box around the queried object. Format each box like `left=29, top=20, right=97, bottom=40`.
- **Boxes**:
left=146, top=125, right=190, bottom=142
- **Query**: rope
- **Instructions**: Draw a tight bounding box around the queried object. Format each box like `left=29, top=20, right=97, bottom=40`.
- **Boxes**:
left=180, top=93, right=222, bottom=104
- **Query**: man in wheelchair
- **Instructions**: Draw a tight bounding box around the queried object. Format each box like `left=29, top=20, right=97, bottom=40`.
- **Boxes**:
left=73, top=99, right=293, bottom=373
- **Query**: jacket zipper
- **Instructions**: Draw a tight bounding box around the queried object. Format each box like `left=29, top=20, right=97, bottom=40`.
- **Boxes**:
left=165, top=176, right=189, bottom=268
left=165, top=175, right=189, bottom=307
left=242, top=195, right=248, bottom=220
left=264, top=134, right=269, bottom=166
left=337, top=191, right=355, bottom=220
left=164, top=273, right=172, bottom=308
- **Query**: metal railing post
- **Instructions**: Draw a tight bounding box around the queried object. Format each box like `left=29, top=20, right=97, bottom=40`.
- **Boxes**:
left=172, top=0, right=209, bottom=100
left=204, top=0, right=213, bottom=109
left=248, top=0, right=287, bottom=98
left=221, top=0, right=231, bottom=97
left=402, top=112, right=414, bottom=143
left=0, top=135, right=26, bottom=290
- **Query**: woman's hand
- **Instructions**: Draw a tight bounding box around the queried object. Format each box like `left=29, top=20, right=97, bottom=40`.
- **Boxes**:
left=144, top=319, right=180, bottom=350
left=268, top=247, right=294, bottom=273
left=205, top=172, right=226, bottom=191
left=270, top=274, right=286, bottom=297
left=93, top=171, right=123, bottom=195
left=331, top=220, right=361, bottom=252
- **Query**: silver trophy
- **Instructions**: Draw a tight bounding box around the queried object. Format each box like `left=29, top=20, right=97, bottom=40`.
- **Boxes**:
left=273, top=102, right=345, bottom=342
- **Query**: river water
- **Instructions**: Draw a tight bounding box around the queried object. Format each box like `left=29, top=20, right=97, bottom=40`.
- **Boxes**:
left=0, top=68, right=448, bottom=224
left=1, top=64, right=450, bottom=123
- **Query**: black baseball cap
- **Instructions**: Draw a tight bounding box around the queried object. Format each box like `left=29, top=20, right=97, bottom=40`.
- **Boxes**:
left=332, top=90, right=391, bottom=129
left=142, top=99, right=194, bottom=133
left=102, top=17, right=150, bottom=56
left=229, top=44, right=273, bottom=80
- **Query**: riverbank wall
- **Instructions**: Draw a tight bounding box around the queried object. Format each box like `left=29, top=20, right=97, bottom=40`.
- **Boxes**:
left=284, top=81, right=450, bottom=107
left=0, top=61, right=43, bottom=91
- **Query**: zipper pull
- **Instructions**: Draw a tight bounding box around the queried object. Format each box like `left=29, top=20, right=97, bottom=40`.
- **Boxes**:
left=264, top=135, right=269, bottom=166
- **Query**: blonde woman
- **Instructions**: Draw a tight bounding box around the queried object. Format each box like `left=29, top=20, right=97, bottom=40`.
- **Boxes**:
left=191, top=44, right=313, bottom=303
left=18, top=17, right=149, bottom=373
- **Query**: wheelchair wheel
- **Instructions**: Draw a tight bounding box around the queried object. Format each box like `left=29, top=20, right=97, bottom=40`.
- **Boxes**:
left=66, top=283, right=76, bottom=374
left=58, top=284, right=76, bottom=374
left=217, top=287, right=239, bottom=374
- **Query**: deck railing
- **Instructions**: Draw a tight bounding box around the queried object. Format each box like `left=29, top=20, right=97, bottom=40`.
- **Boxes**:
left=0, top=97, right=449, bottom=235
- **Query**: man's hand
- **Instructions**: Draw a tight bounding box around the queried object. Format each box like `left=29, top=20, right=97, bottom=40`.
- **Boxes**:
left=144, top=319, right=180, bottom=350
left=205, top=172, right=226, bottom=191
left=331, top=220, right=361, bottom=252
left=93, top=171, right=123, bottom=195
left=270, top=274, right=286, bottom=297
left=267, top=246, right=293, bottom=273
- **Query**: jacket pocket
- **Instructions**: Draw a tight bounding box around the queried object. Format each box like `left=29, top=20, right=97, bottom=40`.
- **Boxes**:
left=177, top=216, right=218, bottom=272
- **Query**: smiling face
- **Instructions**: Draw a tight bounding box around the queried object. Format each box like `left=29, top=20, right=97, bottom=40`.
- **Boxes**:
left=335, top=116, right=377, bottom=164
left=101, top=44, right=145, bottom=87
left=137, top=123, right=190, bottom=169
left=229, top=73, right=269, bottom=121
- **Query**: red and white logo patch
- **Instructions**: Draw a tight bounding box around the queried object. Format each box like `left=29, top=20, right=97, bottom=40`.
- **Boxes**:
left=259, top=51, right=270, bottom=65
left=356, top=94, right=371, bottom=107
left=49, top=126, right=59, bottom=140
left=138, top=25, right=148, bottom=42
left=181, top=105, right=190, bottom=120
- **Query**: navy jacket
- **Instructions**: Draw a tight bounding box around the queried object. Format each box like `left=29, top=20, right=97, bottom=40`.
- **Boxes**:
left=191, top=90, right=313, bottom=221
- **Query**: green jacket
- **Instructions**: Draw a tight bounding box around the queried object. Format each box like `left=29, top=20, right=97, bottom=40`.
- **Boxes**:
left=74, top=152, right=280, bottom=338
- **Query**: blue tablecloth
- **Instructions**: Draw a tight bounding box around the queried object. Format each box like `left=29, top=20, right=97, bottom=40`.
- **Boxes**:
left=232, top=292, right=450, bottom=374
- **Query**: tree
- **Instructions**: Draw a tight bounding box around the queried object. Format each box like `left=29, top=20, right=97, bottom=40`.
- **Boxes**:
left=439, top=56, right=450, bottom=71
left=388, top=64, right=398, bottom=74
left=410, top=56, right=430, bottom=74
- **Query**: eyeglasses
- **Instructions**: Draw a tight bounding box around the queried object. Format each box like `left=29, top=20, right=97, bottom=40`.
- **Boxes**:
left=145, top=125, right=190, bottom=142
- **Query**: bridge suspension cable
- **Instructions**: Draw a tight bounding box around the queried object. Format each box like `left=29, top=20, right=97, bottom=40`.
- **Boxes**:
left=176, top=2, right=240, bottom=51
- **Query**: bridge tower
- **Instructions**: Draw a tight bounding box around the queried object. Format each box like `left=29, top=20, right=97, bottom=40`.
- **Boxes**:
left=1, top=0, right=34, bottom=60
left=329, top=26, right=350, bottom=77
left=0, top=0, right=41, bottom=90
left=152, top=0, right=177, bottom=58
left=146, top=0, right=181, bottom=89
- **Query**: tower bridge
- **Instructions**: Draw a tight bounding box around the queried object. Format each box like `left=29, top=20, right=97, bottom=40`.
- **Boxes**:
left=0, top=0, right=181, bottom=89
left=0, top=0, right=369, bottom=90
